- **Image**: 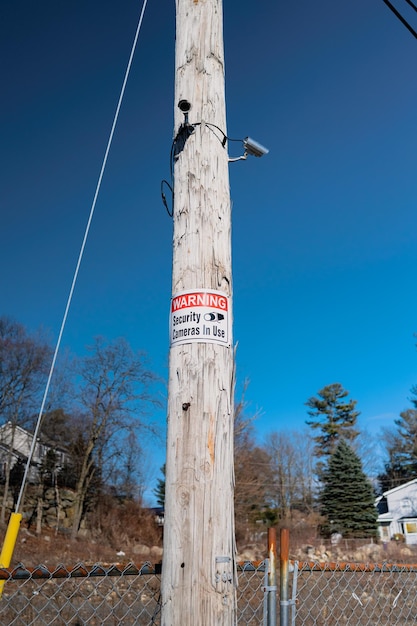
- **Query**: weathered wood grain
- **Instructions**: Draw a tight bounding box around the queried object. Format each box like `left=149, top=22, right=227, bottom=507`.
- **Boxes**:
left=161, top=0, right=236, bottom=624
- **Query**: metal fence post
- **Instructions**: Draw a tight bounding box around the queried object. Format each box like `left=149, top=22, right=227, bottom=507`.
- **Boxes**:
left=280, top=527, right=290, bottom=626
left=263, top=559, right=269, bottom=626
left=267, top=527, right=277, bottom=626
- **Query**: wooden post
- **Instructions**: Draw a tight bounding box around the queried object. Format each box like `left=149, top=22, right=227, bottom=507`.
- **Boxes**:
left=160, top=0, right=236, bottom=624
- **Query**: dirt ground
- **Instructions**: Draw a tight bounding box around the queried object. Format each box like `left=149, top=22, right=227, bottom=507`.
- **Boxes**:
left=8, top=526, right=158, bottom=569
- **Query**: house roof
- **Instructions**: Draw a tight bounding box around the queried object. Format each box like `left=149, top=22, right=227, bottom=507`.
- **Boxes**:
left=382, top=478, right=417, bottom=497
left=0, top=421, right=68, bottom=453
left=377, top=512, right=394, bottom=522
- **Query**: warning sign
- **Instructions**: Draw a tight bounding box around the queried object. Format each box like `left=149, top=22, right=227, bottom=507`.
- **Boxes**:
left=170, top=289, right=230, bottom=347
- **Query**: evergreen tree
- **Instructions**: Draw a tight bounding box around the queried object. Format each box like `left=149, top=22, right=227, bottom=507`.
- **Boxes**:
left=306, top=383, right=360, bottom=461
left=9, top=458, right=25, bottom=509
left=154, top=464, right=166, bottom=507
left=320, top=440, right=378, bottom=538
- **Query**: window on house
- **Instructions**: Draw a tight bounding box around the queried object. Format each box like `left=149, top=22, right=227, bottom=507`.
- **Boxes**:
left=380, top=525, right=390, bottom=540
left=405, top=522, right=417, bottom=534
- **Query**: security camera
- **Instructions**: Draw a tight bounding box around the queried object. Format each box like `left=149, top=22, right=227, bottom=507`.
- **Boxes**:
left=243, top=137, right=269, bottom=158
left=178, top=100, right=192, bottom=113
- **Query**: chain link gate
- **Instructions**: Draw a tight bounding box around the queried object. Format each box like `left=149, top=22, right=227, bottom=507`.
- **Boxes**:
left=290, top=560, right=417, bottom=625
left=278, top=528, right=417, bottom=625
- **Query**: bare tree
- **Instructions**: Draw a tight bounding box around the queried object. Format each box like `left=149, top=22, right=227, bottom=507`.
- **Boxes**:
left=69, top=337, right=157, bottom=538
left=0, top=317, right=51, bottom=522
left=234, top=393, right=274, bottom=543
left=352, top=429, right=382, bottom=482
left=107, top=430, right=146, bottom=500
left=265, top=429, right=315, bottom=520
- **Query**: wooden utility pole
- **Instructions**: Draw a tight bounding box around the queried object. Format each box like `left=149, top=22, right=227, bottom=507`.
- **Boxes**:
left=161, top=0, right=236, bottom=623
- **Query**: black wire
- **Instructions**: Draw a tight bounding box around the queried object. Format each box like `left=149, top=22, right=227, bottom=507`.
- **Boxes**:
left=169, top=140, right=175, bottom=189
left=404, top=0, right=417, bottom=13
left=160, top=122, right=246, bottom=217
left=191, top=121, right=244, bottom=147
left=161, top=180, right=173, bottom=217
left=381, top=0, right=417, bottom=39
left=159, top=140, right=176, bottom=218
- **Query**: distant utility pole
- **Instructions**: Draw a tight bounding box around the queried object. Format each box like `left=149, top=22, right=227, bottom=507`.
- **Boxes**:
left=160, top=0, right=236, bottom=623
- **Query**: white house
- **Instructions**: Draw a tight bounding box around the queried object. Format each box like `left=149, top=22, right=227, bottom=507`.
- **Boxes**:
left=377, top=479, right=417, bottom=545
left=0, top=422, right=69, bottom=483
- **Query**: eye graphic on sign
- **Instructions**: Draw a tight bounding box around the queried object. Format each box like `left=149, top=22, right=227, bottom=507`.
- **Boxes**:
left=204, top=312, right=225, bottom=322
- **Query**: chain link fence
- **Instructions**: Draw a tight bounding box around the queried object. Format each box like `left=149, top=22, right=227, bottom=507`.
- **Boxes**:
left=289, top=560, right=417, bottom=626
left=0, top=563, right=161, bottom=625
left=0, top=560, right=270, bottom=625
left=277, top=528, right=417, bottom=626
left=6, top=531, right=417, bottom=625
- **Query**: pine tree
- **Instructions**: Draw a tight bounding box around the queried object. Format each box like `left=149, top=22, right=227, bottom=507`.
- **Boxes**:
left=154, top=464, right=166, bottom=507
left=320, top=440, right=378, bottom=538
left=306, top=383, right=360, bottom=460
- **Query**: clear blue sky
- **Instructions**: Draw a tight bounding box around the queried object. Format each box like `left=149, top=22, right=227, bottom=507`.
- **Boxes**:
left=2, top=0, right=417, bottom=500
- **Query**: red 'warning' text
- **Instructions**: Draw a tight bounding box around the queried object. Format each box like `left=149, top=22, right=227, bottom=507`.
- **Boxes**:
left=172, top=292, right=228, bottom=312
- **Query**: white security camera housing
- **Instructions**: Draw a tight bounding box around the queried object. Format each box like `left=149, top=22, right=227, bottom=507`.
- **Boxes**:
left=243, top=137, right=269, bottom=157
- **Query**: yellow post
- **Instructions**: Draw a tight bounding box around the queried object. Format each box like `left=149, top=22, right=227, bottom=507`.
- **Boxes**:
left=0, top=512, right=22, bottom=597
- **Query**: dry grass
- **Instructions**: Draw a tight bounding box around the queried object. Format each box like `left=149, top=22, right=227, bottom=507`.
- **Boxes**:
left=1, top=499, right=163, bottom=568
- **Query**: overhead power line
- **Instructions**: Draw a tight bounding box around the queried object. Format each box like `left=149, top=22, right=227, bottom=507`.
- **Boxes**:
left=404, top=0, right=417, bottom=13
left=14, top=0, right=150, bottom=514
left=381, top=0, right=417, bottom=39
